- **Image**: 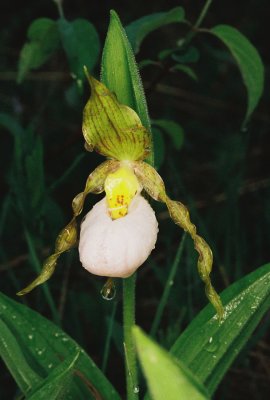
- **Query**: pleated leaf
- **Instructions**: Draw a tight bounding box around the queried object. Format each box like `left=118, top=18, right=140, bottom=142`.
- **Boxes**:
left=27, top=352, right=80, bottom=400
left=0, top=292, right=121, bottom=400
left=171, top=263, right=270, bottom=395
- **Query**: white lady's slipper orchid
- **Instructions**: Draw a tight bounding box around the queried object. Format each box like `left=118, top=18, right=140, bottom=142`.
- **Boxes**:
left=17, top=72, right=223, bottom=318
left=79, top=195, right=158, bottom=278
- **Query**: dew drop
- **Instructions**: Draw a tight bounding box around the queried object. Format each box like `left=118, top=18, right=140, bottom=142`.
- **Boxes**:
left=133, top=385, right=140, bottom=394
left=28, top=334, right=33, bottom=340
left=205, top=337, right=219, bottom=353
left=101, top=278, right=116, bottom=301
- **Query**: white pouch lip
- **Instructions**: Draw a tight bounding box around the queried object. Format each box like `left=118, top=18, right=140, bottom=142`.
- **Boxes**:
left=79, top=195, right=158, bottom=278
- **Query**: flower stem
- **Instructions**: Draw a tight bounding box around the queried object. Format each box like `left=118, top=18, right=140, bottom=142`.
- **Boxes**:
left=150, top=233, right=186, bottom=337
left=123, top=273, right=139, bottom=400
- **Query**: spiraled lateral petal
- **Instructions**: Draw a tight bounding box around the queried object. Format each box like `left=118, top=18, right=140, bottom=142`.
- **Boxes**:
left=134, top=161, right=224, bottom=319
left=17, top=160, right=118, bottom=295
left=82, top=71, right=151, bottom=161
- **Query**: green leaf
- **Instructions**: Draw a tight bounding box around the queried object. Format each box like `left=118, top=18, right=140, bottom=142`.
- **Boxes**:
left=0, top=292, right=121, bottom=400
left=0, top=319, right=42, bottom=395
left=171, top=46, right=200, bottom=64
left=170, top=262, right=270, bottom=395
left=152, top=119, right=184, bottom=150
left=152, top=127, right=165, bottom=169
left=0, top=113, right=25, bottom=137
left=101, top=10, right=153, bottom=165
left=27, top=352, right=80, bottom=400
left=133, top=326, right=209, bottom=400
left=25, top=136, right=45, bottom=214
left=126, top=7, right=185, bottom=53
left=138, top=59, right=161, bottom=70
left=18, top=18, right=60, bottom=83
left=58, top=18, right=100, bottom=82
left=171, top=64, right=198, bottom=81
left=210, top=24, right=264, bottom=125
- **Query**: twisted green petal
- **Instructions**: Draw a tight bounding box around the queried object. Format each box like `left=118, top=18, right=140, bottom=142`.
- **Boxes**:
left=134, top=161, right=224, bottom=319
left=82, top=69, right=151, bottom=161
left=17, top=160, right=118, bottom=296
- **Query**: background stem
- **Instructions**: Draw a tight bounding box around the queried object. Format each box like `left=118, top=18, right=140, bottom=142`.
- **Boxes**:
left=123, top=273, right=139, bottom=400
left=150, top=233, right=186, bottom=337
left=184, top=0, right=214, bottom=45
left=194, top=0, right=213, bottom=29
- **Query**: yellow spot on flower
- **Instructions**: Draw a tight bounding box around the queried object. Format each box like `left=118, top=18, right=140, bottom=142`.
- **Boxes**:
left=105, top=166, right=140, bottom=219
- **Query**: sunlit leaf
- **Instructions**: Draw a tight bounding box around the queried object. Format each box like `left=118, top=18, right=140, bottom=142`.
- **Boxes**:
left=210, top=24, right=264, bottom=125
left=133, top=326, right=209, bottom=400
left=171, top=263, right=270, bottom=395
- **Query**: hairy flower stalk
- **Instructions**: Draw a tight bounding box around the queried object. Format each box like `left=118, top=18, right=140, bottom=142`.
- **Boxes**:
left=17, top=71, right=223, bottom=319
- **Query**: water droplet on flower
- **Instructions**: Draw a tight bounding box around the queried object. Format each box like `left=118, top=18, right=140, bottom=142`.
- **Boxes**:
left=101, top=278, right=116, bottom=300
left=133, top=385, right=140, bottom=394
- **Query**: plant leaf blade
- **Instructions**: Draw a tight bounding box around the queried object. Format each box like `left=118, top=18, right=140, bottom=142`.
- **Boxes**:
left=58, top=18, right=100, bottom=82
left=171, top=262, right=270, bottom=395
left=133, top=326, right=209, bottom=400
left=126, top=7, right=185, bottom=53
left=210, top=24, right=264, bottom=125
left=0, top=292, right=121, bottom=400
left=17, top=18, right=60, bottom=83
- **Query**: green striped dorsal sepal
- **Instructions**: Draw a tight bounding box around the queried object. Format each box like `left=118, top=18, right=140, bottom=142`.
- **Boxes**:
left=82, top=69, right=151, bottom=161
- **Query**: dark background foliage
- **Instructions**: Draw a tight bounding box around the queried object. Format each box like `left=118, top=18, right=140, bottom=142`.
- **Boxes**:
left=0, top=0, right=270, bottom=399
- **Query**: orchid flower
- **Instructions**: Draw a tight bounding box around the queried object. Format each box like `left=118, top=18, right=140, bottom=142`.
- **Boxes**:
left=17, top=72, right=223, bottom=318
